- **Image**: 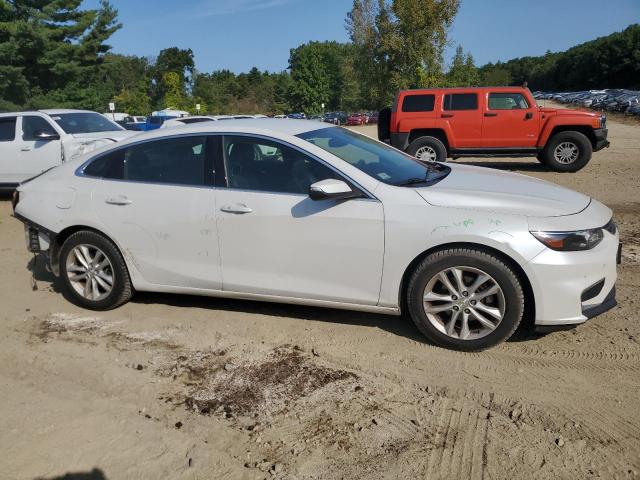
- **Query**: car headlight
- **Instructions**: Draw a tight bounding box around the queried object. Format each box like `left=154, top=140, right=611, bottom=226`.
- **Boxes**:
left=530, top=228, right=604, bottom=251
left=599, top=115, right=607, bottom=128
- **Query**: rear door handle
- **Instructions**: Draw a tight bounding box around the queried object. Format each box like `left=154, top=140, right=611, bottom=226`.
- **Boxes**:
left=484, top=112, right=498, bottom=117
left=441, top=113, right=454, bottom=118
left=105, top=195, right=132, bottom=205
left=221, top=203, right=253, bottom=214
left=20, top=147, right=31, bottom=151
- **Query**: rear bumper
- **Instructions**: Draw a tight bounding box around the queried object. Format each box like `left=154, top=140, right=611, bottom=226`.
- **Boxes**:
left=593, top=128, right=609, bottom=151
left=390, top=132, right=410, bottom=151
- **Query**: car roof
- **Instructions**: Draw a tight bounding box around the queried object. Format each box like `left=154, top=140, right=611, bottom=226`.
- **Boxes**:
left=39, top=109, right=96, bottom=115
left=115, top=118, right=330, bottom=144
left=400, top=86, right=527, bottom=94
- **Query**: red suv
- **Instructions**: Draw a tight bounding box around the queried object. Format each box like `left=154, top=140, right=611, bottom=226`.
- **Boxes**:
left=378, top=87, right=609, bottom=172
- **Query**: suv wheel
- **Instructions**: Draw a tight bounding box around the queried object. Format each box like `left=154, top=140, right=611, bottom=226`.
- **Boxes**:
left=59, top=230, right=133, bottom=310
left=407, top=248, right=524, bottom=351
left=542, top=131, right=592, bottom=172
left=407, top=136, right=447, bottom=162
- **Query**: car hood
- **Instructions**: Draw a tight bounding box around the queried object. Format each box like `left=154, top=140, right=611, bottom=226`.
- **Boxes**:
left=538, top=107, right=600, bottom=120
left=415, top=164, right=590, bottom=217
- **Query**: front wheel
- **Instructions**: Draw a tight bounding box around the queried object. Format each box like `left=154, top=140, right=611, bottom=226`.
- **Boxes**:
left=406, top=248, right=524, bottom=351
left=59, top=230, right=133, bottom=310
left=542, top=131, right=592, bottom=172
left=406, top=136, right=448, bottom=162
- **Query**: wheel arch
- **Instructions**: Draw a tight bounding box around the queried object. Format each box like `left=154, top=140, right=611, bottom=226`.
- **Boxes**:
left=397, top=242, right=535, bottom=328
left=408, top=128, right=450, bottom=150
left=49, top=225, right=128, bottom=278
left=544, top=125, right=596, bottom=149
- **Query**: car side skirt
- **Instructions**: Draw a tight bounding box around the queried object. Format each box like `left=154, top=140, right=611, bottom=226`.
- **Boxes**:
left=449, top=147, right=540, bottom=157
left=135, top=283, right=402, bottom=316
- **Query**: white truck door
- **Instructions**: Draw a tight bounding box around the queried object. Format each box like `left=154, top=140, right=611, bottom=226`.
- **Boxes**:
left=17, top=115, right=63, bottom=181
left=0, top=116, right=20, bottom=185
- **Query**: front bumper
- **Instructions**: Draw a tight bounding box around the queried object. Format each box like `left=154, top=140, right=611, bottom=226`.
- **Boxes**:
left=593, top=128, right=609, bottom=151
left=528, top=230, right=619, bottom=328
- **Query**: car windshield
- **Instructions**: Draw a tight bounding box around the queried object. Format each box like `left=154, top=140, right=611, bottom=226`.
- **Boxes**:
left=297, top=127, right=449, bottom=186
left=52, top=112, right=122, bottom=134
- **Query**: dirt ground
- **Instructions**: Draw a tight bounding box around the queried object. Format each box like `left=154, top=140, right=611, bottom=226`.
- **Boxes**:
left=1, top=104, right=639, bottom=480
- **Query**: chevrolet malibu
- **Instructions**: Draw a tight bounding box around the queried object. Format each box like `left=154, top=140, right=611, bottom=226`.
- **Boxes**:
left=12, top=119, right=620, bottom=350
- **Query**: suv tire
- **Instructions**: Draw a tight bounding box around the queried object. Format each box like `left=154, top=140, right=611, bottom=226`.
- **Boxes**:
left=59, top=230, right=133, bottom=310
left=407, top=248, right=524, bottom=351
left=542, top=131, right=592, bottom=172
left=407, top=136, right=448, bottom=162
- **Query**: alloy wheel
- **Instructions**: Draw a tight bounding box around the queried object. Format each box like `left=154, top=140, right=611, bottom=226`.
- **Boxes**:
left=415, top=146, right=437, bottom=161
left=553, top=142, right=579, bottom=164
left=422, top=266, right=505, bottom=340
left=65, top=244, right=114, bottom=301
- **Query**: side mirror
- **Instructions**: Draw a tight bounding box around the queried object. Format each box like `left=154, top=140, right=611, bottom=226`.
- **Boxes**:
left=33, top=130, right=60, bottom=141
left=309, top=179, right=359, bottom=201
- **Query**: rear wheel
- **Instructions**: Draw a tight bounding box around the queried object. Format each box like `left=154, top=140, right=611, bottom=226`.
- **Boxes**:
left=407, top=136, right=447, bottom=162
left=407, top=248, right=524, bottom=351
left=59, top=230, right=133, bottom=310
left=542, top=131, right=592, bottom=172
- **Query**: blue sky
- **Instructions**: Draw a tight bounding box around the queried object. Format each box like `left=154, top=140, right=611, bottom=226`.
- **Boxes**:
left=83, top=0, right=639, bottom=73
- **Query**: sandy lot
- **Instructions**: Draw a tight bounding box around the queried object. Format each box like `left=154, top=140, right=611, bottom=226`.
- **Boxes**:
left=1, top=105, right=639, bottom=479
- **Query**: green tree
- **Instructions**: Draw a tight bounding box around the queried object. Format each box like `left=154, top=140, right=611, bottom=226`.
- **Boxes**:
left=152, top=47, right=194, bottom=108
left=160, top=71, right=187, bottom=109
left=347, top=0, right=460, bottom=108
left=0, top=0, right=120, bottom=107
left=447, top=45, right=479, bottom=86
left=113, top=86, right=151, bottom=115
left=288, top=42, right=331, bottom=113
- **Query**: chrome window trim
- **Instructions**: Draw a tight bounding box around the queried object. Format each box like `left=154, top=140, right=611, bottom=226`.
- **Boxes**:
left=75, top=131, right=379, bottom=201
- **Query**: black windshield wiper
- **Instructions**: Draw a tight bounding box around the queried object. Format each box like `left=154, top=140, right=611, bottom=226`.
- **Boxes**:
left=393, top=177, right=428, bottom=186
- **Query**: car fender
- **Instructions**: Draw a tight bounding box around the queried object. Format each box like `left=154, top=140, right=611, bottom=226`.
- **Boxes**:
left=537, top=115, right=597, bottom=148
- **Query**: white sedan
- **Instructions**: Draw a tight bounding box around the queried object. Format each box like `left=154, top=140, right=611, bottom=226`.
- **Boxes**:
left=12, top=119, right=620, bottom=350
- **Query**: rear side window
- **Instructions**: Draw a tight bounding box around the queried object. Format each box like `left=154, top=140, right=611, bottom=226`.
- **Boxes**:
left=488, top=92, right=529, bottom=110
left=0, top=117, right=16, bottom=141
left=83, top=150, right=125, bottom=179
left=402, top=94, right=435, bottom=112
left=83, top=136, right=211, bottom=186
left=443, top=93, right=478, bottom=111
left=22, top=116, right=57, bottom=141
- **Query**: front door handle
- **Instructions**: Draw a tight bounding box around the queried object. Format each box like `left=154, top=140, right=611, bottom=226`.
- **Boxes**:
left=484, top=112, right=498, bottom=117
left=221, top=203, right=253, bottom=214
left=441, top=113, right=454, bottom=118
left=525, top=112, right=534, bottom=120
left=105, top=195, right=132, bottom=205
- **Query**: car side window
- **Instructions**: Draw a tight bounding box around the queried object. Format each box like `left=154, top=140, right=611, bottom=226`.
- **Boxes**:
left=0, top=117, right=17, bottom=141
left=443, top=93, right=478, bottom=111
left=402, top=94, right=435, bottom=112
left=83, top=136, right=209, bottom=186
left=223, top=135, right=338, bottom=194
left=124, top=136, right=208, bottom=186
left=488, top=93, right=529, bottom=110
left=22, top=116, right=57, bottom=141
left=83, top=150, right=125, bottom=179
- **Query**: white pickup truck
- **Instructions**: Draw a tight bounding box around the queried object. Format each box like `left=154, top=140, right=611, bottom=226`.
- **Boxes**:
left=0, top=109, right=137, bottom=191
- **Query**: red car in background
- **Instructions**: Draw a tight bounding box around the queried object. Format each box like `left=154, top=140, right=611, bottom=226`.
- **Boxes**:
left=366, top=111, right=378, bottom=124
left=346, top=112, right=367, bottom=125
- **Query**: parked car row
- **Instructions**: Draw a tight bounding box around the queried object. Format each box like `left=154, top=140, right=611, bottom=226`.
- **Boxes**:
left=533, top=89, right=640, bottom=116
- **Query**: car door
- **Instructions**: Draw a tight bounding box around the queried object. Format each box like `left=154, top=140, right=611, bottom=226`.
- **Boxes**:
left=215, top=135, right=384, bottom=305
left=87, top=135, right=222, bottom=289
left=441, top=92, right=482, bottom=147
left=17, top=115, right=64, bottom=180
left=0, top=116, right=20, bottom=184
left=482, top=91, right=540, bottom=147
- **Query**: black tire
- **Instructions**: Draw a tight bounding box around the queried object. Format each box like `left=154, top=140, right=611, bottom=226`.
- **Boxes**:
left=59, top=230, right=133, bottom=310
left=542, top=131, right=592, bottom=172
left=377, top=107, right=391, bottom=142
left=406, top=248, right=524, bottom=351
left=406, top=136, right=448, bottom=162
